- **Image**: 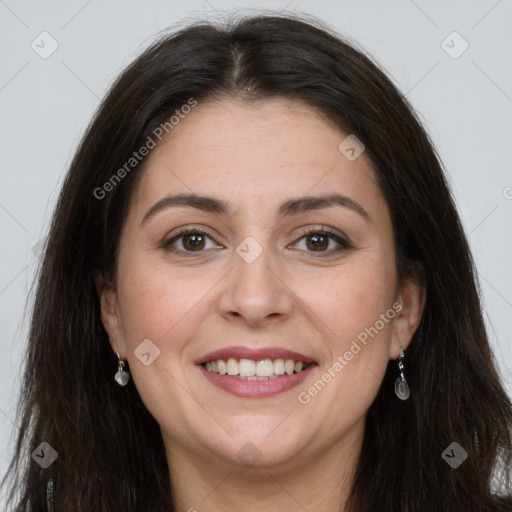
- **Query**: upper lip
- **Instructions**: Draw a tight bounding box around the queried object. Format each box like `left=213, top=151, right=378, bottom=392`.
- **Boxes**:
left=195, top=346, right=317, bottom=365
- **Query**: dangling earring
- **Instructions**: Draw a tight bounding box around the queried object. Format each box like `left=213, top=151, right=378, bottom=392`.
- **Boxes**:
left=114, top=351, right=130, bottom=386
left=394, top=342, right=410, bottom=400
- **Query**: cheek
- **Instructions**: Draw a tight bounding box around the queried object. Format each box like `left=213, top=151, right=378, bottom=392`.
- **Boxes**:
left=115, top=262, right=213, bottom=437
left=298, top=256, right=396, bottom=348
left=293, top=257, right=396, bottom=418
left=118, top=264, right=206, bottom=346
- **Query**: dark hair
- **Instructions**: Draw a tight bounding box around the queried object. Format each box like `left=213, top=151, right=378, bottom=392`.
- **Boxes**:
left=2, top=12, right=511, bottom=512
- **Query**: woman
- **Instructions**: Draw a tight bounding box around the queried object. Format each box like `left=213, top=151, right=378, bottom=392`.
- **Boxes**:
left=2, top=12, right=511, bottom=512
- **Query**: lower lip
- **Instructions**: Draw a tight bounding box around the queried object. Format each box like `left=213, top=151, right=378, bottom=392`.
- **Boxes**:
left=198, top=364, right=317, bottom=398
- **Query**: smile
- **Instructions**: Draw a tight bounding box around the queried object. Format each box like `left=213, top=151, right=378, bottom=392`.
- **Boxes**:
left=203, top=357, right=313, bottom=379
left=198, top=357, right=317, bottom=398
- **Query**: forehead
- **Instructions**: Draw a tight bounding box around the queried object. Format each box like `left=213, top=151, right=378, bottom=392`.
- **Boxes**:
left=128, top=96, right=384, bottom=221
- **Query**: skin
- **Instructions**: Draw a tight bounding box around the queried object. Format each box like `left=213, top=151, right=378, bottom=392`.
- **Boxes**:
left=97, top=96, right=426, bottom=512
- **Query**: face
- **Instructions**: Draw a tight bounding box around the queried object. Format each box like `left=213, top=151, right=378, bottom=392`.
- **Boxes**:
left=98, top=96, right=424, bottom=472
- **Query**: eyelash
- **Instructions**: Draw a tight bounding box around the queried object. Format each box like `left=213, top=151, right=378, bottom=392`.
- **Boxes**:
left=162, top=226, right=352, bottom=258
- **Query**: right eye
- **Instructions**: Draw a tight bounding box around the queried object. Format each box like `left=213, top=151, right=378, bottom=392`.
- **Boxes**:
left=163, top=228, right=223, bottom=256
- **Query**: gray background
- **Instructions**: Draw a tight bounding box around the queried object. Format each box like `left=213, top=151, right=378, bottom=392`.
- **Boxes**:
left=1, top=0, right=511, bottom=503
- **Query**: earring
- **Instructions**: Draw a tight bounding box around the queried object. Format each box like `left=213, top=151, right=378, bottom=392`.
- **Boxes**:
left=394, top=342, right=410, bottom=400
left=114, top=351, right=130, bottom=386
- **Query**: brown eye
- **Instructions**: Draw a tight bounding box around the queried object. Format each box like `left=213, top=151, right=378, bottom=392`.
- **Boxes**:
left=163, top=229, right=221, bottom=255
left=304, top=233, right=330, bottom=251
left=293, top=227, right=351, bottom=256
left=181, top=233, right=206, bottom=251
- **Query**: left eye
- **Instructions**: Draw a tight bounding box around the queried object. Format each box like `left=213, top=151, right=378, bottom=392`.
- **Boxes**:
left=292, top=228, right=350, bottom=255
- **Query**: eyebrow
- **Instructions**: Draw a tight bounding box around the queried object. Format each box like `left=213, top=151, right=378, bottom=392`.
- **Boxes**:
left=140, top=192, right=370, bottom=227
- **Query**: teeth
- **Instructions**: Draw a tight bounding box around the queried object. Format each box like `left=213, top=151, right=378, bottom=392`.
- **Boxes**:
left=203, top=357, right=312, bottom=377
left=217, top=359, right=227, bottom=375
left=232, top=374, right=281, bottom=381
left=256, top=359, right=274, bottom=377
left=226, top=358, right=239, bottom=376
left=273, top=358, right=285, bottom=375
left=239, top=358, right=256, bottom=377
left=284, top=359, right=294, bottom=375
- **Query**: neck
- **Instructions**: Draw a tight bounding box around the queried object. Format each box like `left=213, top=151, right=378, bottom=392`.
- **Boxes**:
left=164, top=419, right=364, bottom=512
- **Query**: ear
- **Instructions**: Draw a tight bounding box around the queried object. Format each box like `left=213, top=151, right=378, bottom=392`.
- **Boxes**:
left=94, top=271, right=127, bottom=358
left=389, top=262, right=426, bottom=359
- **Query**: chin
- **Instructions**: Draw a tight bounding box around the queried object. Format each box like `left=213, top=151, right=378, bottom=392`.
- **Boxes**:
left=207, top=423, right=312, bottom=469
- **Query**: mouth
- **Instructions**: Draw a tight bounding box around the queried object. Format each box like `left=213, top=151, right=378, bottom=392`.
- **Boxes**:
left=195, top=346, right=318, bottom=398
left=202, top=357, right=314, bottom=380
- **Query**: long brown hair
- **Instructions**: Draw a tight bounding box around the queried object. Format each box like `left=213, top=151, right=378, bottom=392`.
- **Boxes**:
left=2, top=12, right=511, bottom=511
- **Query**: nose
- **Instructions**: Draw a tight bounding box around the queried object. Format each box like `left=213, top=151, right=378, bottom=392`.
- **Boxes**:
left=218, top=239, right=294, bottom=327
